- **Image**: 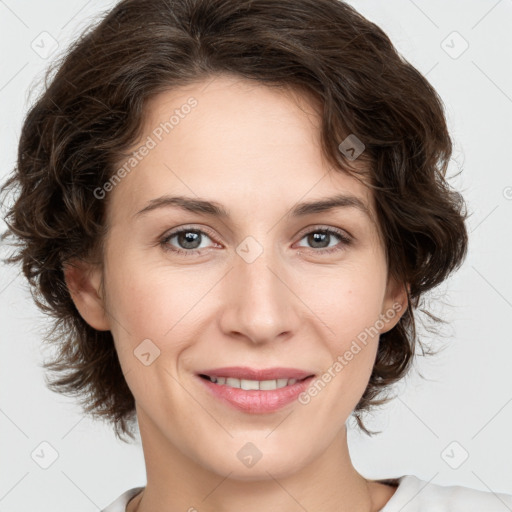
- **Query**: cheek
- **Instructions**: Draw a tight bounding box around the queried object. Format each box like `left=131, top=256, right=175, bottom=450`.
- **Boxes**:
left=105, top=254, right=208, bottom=340
left=302, top=264, right=386, bottom=393
left=103, top=265, right=199, bottom=408
left=299, top=280, right=383, bottom=420
left=304, top=260, right=388, bottom=338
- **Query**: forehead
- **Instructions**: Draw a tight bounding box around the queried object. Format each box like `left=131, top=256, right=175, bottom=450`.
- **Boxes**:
left=108, top=74, right=377, bottom=229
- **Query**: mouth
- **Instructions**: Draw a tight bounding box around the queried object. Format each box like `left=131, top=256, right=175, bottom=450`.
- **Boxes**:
left=196, top=370, right=317, bottom=413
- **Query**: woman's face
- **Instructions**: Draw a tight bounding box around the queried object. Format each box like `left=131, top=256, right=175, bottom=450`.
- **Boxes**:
left=81, top=75, right=406, bottom=479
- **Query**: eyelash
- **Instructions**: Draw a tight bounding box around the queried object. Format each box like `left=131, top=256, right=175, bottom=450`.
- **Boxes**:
left=159, top=225, right=352, bottom=257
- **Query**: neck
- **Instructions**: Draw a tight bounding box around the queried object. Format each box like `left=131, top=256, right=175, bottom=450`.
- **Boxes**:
left=129, top=409, right=382, bottom=512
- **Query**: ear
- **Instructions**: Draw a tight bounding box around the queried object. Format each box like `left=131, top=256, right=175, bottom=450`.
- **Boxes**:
left=379, top=276, right=409, bottom=334
left=63, top=259, right=110, bottom=331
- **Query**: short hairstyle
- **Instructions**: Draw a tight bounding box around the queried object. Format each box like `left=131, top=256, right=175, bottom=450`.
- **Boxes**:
left=1, top=0, right=468, bottom=440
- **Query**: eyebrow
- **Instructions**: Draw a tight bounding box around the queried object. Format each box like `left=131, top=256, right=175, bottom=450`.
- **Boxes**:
left=135, top=193, right=373, bottom=221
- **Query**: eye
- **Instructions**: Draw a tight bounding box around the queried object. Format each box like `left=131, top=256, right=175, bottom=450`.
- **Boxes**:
left=295, top=227, right=352, bottom=255
left=160, top=226, right=218, bottom=256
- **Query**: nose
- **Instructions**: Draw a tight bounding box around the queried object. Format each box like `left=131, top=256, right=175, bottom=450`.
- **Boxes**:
left=218, top=243, right=301, bottom=345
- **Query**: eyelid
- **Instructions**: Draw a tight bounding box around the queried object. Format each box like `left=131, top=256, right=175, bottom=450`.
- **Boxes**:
left=161, top=224, right=352, bottom=242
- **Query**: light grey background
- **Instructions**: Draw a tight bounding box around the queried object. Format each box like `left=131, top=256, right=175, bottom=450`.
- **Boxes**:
left=1, top=1, right=511, bottom=510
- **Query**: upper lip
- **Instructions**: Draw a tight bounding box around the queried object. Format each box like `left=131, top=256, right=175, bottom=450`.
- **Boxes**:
left=197, top=366, right=315, bottom=381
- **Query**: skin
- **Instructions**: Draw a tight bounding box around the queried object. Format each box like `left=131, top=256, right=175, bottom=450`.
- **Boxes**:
left=66, top=75, right=408, bottom=512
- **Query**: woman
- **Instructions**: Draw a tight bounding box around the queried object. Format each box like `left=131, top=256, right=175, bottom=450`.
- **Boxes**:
left=2, top=0, right=511, bottom=510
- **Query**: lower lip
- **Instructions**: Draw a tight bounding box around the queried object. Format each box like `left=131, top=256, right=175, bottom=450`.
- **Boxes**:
left=197, top=375, right=315, bottom=413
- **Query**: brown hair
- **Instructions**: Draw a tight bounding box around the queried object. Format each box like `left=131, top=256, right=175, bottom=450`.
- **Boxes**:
left=1, top=0, right=468, bottom=441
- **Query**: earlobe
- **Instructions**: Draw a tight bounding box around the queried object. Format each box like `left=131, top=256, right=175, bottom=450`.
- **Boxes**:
left=380, top=279, right=409, bottom=334
left=63, top=259, right=110, bottom=331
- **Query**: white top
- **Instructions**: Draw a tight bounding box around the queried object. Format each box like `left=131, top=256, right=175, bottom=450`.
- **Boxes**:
left=101, top=475, right=512, bottom=511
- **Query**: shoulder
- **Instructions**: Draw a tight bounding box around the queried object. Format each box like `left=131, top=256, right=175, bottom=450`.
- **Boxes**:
left=101, top=487, right=145, bottom=512
left=378, top=474, right=512, bottom=512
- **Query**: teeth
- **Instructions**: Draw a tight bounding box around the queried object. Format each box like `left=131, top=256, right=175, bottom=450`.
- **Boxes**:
left=208, top=376, right=298, bottom=390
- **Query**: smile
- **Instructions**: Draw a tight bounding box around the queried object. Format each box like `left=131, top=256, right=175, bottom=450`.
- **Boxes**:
left=196, top=373, right=316, bottom=413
